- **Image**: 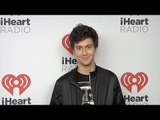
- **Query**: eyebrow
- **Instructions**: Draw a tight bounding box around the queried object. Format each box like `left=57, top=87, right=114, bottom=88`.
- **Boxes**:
left=75, top=44, right=93, bottom=48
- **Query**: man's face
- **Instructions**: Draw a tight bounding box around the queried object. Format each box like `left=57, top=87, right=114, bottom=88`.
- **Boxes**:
left=73, top=38, right=96, bottom=67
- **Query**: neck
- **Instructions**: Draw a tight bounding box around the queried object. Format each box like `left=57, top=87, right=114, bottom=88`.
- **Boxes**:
left=77, top=62, right=96, bottom=75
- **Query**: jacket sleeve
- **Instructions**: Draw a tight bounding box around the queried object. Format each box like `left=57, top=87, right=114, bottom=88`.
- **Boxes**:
left=113, top=76, right=126, bottom=105
left=50, top=80, right=62, bottom=105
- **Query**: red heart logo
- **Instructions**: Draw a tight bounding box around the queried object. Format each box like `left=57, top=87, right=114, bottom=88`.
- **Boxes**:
left=1, top=74, right=31, bottom=95
left=121, top=72, right=148, bottom=93
left=62, top=34, right=73, bottom=55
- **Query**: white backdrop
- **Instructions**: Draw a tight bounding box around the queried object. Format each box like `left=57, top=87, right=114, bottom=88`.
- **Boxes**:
left=0, top=15, right=160, bottom=105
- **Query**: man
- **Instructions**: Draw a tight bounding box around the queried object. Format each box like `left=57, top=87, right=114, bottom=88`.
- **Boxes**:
left=50, top=23, right=125, bottom=105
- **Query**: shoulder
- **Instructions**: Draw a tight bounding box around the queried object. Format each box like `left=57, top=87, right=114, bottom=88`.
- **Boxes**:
left=56, top=68, right=76, bottom=83
left=96, top=66, right=120, bottom=85
left=97, top=66, right=117, bottom=78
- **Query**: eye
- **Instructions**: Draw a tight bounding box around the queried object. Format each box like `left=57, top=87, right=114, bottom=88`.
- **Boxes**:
left=87, top=45, right=93, bottom=49
left=75, top=47, right=81, bottom=50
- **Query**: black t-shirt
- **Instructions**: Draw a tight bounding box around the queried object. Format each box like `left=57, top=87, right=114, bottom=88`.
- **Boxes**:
left=77, top=72, right=94, bottom=105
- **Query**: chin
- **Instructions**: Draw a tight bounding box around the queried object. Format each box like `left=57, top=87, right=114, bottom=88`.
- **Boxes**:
left=81, top=62, right=91, bottom=66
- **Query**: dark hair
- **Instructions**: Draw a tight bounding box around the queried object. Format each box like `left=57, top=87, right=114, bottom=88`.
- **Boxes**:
left=69, top=23, right=98, bottom=49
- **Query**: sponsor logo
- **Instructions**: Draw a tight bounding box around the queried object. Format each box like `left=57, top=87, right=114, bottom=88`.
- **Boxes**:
left=121, top=72, right=148, bottom=93
left=120, top=17, right=149, bottom=33
left=2, top=74, right=31, bottom=95
left=1, top=74, right=31, bottom=105
left=121, top=72, right=149, bottom=105
left=0, top=17, right=31, bottom=34
left=62, top=34, right=73, bottom=55
left=61, top=34, right=77, bottom=73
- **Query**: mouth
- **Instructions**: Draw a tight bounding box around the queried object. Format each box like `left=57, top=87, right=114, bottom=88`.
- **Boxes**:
left=81, top=58, right=89, bottom=61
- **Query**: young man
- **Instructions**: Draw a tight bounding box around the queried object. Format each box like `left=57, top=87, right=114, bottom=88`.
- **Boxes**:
left=50, top=23, right=125, bottom=105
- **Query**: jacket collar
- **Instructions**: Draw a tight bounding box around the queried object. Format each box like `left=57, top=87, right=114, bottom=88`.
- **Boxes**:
left=70, top=65, right=98, bottom=87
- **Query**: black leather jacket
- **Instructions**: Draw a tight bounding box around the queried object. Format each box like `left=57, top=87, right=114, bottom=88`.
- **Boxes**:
left=50, top=66, right=125, bottom=105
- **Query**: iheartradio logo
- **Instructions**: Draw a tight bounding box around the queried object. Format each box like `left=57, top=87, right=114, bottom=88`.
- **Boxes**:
left=62, top=34, right=73, bottom=55
left=1, top=74, right=31, bottom=95
left=121, top=72, right=148, bottom=93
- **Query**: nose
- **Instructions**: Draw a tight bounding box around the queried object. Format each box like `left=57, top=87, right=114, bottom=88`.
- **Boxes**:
left=82, top=48, right=87, bottom=55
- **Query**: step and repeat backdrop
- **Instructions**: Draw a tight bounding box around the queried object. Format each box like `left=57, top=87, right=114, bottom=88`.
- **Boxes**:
left=0, top=15, right=160, bottom=105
